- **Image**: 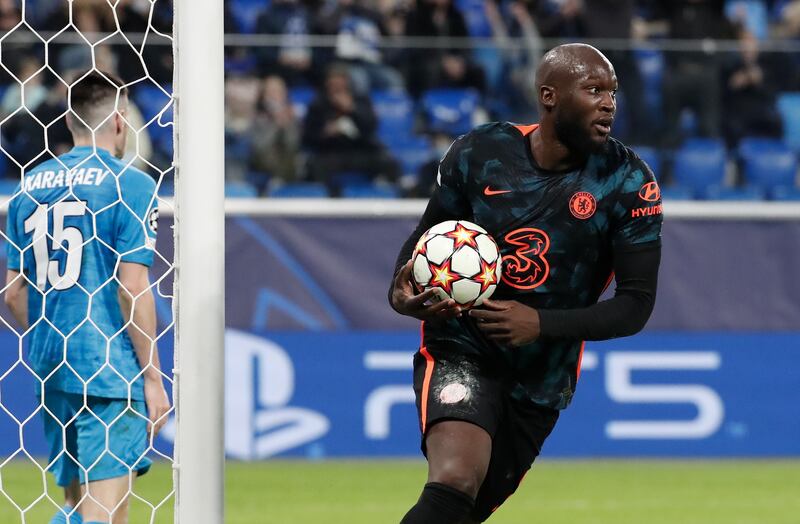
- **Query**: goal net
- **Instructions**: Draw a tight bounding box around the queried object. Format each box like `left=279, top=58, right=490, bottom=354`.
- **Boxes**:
left=0, top=1, right=179, bottom=522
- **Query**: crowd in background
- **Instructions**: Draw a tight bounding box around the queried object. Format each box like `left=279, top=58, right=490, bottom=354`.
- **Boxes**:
left=1, top=0, right=800, bottom=198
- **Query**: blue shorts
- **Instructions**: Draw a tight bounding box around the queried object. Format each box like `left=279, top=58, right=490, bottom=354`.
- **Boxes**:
left=41, top=391, right=152, bottom=487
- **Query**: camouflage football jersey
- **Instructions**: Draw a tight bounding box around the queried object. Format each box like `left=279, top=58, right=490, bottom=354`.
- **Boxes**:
left=422, top=122, right=663, bottom=409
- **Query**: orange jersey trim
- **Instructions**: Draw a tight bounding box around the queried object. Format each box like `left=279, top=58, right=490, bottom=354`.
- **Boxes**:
left=576, top=341, right=586, bottom=381
left=419, top=321, right=435, bottom=433
left=513, top=123, right=539, bottom=136
left=602, top=271, right=615, bottom=293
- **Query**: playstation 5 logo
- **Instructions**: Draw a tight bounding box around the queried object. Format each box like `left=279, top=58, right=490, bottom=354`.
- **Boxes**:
left=225, top=330, right=329, bottom=459
left=160, top=330, right=329, bottom=458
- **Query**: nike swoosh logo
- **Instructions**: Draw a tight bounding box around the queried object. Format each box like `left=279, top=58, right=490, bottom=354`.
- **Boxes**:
left=484, top=186, right=512, bottom=196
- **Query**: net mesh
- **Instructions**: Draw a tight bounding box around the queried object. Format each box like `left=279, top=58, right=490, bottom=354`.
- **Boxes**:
left=0, top=1, right=174, bottom=522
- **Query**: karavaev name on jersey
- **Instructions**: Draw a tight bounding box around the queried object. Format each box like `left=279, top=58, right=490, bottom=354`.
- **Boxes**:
left=423, top=122, right=663, bottom=410
left=5, top=146, right=158, bottom=401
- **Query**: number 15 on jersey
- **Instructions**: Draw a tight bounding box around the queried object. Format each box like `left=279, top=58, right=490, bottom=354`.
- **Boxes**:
left=23, top=201, right=88, bottom=291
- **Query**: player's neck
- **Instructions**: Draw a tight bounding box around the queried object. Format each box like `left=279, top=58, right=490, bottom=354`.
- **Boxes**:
left=72, top=135, right=115, bottom=155
left=530, top=126, right=586, bottom=172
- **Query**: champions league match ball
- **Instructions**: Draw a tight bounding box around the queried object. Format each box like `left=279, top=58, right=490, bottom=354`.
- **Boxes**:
left=412, top=220, right=502, bottom=308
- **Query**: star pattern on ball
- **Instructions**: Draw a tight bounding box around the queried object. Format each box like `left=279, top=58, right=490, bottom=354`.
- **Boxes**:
left=476, top=259, right=498, bottom=294
left=414, top=234, right=428, bottom=256
left=429, top=259, right=457, bottom=295
left=446, top=224, right=480, bottom=249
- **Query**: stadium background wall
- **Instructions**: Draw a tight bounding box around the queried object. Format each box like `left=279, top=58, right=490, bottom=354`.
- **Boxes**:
left=0, top=213, right=797, bottom=458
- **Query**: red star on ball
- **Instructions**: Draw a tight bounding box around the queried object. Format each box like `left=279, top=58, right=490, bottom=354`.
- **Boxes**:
left=429, top=259, right=457, bottom=295
left=414, top=234, right=428, bottom=256
left=476, top=259, right=498, bottom=294
left=446, top=224, right=480, bottom=249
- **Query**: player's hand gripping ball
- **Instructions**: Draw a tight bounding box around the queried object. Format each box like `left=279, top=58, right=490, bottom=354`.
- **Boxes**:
left=412, top=220, right=502, bottom=309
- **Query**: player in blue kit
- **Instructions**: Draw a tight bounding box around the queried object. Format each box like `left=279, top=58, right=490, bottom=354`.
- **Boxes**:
left=4, top=71, right=170, bottom=524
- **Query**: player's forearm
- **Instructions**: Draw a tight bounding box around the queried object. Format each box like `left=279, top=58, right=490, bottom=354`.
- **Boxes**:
left=538, top=291, right=655, bottom=340
left=120, top=287, right=162, bottom=380
left=4, top=271, right=28, bottom=329
left=538, top=244, right=660, bottom=341
left=7, top=287, right=28, bottom=329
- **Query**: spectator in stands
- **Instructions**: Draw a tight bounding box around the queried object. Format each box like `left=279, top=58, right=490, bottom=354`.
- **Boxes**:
left=249, top=75, right=302, bottom=194
left=403, top=0, right=486, bottom=96
left=722, top=30, right=783, bottom=147
left=254, top=0, right=315, bottom=87
left=114, top=0, right=173, bottom=85
left=501, top=0, right=584, bottom=39
left=0, top=0, right=33, bottom=67
left=382, top=4, right=411, bottom=81
left=1, top=69, right=73, bottom=169
left=315, top=0, right=404, bottom=93
left=33, top=0, right=172, bottom=85
left=302, top=65, right=399, bottom=194
left=772, top=0, right=800, bottom=90
left=0, top=0, right=20, bottom=30
left=483, top=0, right=543, bottom=121
left=0, top=56, right=48, bottom=118
left=651, top=0, right=737, bottom=146
left=224, top=74, right=261, bottom=182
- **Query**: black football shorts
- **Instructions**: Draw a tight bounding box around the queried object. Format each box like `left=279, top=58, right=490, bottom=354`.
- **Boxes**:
left=412, top=347, right=559, bottom=522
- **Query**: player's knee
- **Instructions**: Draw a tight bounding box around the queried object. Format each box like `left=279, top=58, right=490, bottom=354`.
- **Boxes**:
left=429, top=460, right=484, bottom=499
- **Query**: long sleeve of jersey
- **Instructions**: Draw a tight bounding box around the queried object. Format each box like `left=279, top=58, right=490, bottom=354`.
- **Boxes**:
left=537, top=242, right=660, bottom=340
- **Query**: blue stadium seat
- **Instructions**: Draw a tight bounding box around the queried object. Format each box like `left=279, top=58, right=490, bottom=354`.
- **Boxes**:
left=269, top=182, right=328, bottom=198
left=738, top=137, right=798, bottom=189
left=133, top=84, right=174, bottom=157
left=372, top=90, right=415, bottom=145
left=634, top=48, right=664, bottom=117
left=672, top=138, right=727, bottom=196
left=134, top=83, right=172, bottom=123
left=702, top=184, right=767, bottom=201
left=770, top=185, right=800, bottom=201
left=387, top=135, right=435, bottom=177
left=777, top=93, right=800, bottom=153
left=473, top=46, right=504, bottom=91
left=288, top=86, right=316, bottom=121
left=632, top=145, right=661, bottom=179
left=225, top=181, right=258, bottom=198
left=341, top=183, right=400, bottom=199
left=329, top=172, right=371, bottom=193
left=456, top=0, right=493, bottom=37
left=228, top=0, right=269, bottom=33
left=421, top=89, right=479, bottom=136
left=660, top=185, right=694, bottom=201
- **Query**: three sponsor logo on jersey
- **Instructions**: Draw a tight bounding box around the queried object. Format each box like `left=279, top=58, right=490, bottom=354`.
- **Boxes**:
left=484, top=181, right=662, bottom=290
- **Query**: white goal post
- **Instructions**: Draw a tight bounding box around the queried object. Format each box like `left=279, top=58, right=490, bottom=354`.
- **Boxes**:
left=173, top=0, right=225, bottom=523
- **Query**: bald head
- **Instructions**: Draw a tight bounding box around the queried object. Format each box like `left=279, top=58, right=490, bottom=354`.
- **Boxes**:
left=535, top=44, right=615, bottom=107
left=532, top=43, right=618, bottom=157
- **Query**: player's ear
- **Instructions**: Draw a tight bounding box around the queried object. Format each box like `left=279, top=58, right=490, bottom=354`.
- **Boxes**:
left=115, top=111, right=124, bottom=135
left=540, top=85, right=556, bottom=111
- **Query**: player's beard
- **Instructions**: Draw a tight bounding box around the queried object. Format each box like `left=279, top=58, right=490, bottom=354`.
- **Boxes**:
left=553, top=110, right=607, bottom=157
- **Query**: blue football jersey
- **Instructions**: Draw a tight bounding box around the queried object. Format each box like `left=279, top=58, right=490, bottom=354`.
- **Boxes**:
left=5, top=146, right=158, bottom=400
